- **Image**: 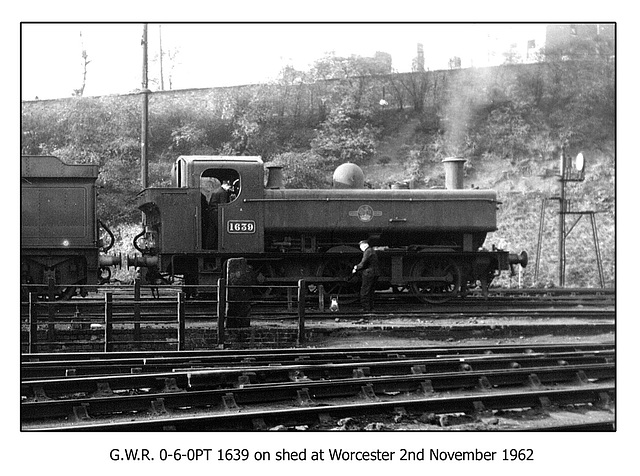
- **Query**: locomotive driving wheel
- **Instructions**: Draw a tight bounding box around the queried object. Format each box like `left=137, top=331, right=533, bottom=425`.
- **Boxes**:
left=409, top=256, right=461, bottom=304
left=251, top=262, right=281, bottom=300
left=58, top=286, right=78, bottom=300
left=315, top=247, right=361, bottom=304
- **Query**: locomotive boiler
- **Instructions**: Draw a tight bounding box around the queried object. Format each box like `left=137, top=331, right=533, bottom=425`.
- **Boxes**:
left=20, top=155, right=120, bottom=299
left=132, top=155, right=527, bottom=303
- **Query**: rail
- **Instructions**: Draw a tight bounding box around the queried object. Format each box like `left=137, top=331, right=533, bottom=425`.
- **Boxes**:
left=21, top=344, right=615, bottom=431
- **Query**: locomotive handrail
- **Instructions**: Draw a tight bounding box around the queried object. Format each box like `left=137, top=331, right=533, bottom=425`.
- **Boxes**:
left=243, top=197, right=498, bottom=202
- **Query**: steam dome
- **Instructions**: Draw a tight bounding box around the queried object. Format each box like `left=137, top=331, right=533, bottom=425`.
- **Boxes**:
left=333, top=163, right=365, bottom=189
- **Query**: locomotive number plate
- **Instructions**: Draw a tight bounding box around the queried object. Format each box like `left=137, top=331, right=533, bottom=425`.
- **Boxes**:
left=227, top=220, right=256, bottom=234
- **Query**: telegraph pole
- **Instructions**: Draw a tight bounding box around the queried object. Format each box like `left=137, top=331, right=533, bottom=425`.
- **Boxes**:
left=159, top=25, right=165, bottom=91
left=139, top=24, right=151, bottom=280
left=141, top=23, right=150, bottom=190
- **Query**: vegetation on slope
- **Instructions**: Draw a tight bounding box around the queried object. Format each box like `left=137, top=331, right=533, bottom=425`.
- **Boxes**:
left=21, top=48, right=615, bottom=288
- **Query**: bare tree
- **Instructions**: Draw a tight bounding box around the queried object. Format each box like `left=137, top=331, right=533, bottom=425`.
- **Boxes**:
left=151, top=44, right=179, bottom=90
left=73, top=31, right=91, bottom=97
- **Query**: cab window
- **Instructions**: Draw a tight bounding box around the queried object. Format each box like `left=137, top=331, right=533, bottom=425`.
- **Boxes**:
left=200, top=168, right=240, bottom=203
left=199, top=168, right=240, bottom=250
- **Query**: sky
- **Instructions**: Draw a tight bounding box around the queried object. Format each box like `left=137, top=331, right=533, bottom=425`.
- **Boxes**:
left=21, top=22, right=547, bottom=100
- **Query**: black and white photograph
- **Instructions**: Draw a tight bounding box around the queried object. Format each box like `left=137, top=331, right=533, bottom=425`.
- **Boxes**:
left=10, top=4, right=634, bottom=474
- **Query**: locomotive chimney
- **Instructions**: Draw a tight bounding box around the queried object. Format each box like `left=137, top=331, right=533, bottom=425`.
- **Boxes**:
left=265, top=165, right=284, bottom=189
left=442, top=157, right=466, bottom=189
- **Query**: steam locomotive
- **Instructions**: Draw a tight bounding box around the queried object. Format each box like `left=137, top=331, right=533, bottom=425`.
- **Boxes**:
left=131, top=155, right=527, bottom=303
left=20, top=156, right=120, bottom=299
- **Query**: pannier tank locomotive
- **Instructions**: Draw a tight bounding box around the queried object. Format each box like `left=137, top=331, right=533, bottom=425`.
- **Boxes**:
left=132, top=156, right=527, bottom=303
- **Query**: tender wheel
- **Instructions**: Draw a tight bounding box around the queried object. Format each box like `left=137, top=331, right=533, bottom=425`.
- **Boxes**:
left=409, top=256, right=461, bottom=304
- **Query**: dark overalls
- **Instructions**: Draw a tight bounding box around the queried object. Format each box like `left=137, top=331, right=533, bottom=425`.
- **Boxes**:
left=355, top=246, right=380, bottom=312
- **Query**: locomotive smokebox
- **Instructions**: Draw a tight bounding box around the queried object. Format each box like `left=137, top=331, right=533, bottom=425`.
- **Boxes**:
left=265, top=165, right=284, bottom=189
left=442, top=157, right=467, bottom=190
left=333, top=163, right=365, bottom=189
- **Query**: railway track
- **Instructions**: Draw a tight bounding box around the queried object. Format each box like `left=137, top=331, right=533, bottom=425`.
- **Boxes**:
left=21, top=285, right=615, bottom=311
left=21, top=342, right=614, bottom=378
left=20, top=286, right=614, bottom=332
left=20, top=288, right=615, bottom=323
left=21, top=294, right=615, bottom=353
left=22, top=343, right=615, bottom=431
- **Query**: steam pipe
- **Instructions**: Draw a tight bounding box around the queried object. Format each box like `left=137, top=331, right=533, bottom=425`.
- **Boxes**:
left=98, top=219, right=115, bottom=252
left=133, top=229, right=146, bottom=253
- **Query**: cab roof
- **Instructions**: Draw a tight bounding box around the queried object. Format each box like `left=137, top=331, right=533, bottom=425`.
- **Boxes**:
left=177, top=155, right=263, bottom=165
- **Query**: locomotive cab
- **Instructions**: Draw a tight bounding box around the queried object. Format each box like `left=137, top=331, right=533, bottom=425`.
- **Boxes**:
left=136, top=157, right=265, bottom=282
left=172, top=156, right=265, bottom=254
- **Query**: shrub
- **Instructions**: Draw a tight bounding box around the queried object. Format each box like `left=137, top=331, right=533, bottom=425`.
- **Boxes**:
left=269, top=151, right=332, bottom=189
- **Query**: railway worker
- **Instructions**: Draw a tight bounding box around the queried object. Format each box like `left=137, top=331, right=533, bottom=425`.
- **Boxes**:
left=353, top=239, right=380, bottom=312
left=203, top=178, right=228, bottom=249
left=209, top=178, right=228, bottom=205
left=222, top=180, right=233, bottom=201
